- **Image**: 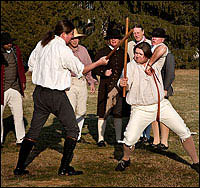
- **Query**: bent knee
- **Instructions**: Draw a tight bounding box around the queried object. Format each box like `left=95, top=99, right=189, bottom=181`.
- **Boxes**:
left=124, top=133, right=140, bottom=146
left=178, top=127, right=191, bottom=142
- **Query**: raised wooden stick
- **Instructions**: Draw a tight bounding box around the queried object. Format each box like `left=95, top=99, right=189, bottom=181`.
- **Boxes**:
left=123, top=17, right=129, bottom=97
left=105, top=28, right=134, bottom=60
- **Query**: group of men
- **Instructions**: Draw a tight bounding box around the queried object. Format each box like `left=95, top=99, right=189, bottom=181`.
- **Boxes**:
left=1, top=19, right=199, bottom=177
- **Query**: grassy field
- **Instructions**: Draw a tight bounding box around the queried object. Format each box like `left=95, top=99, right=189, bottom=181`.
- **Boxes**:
left=1, top=69, right=199, bottom=187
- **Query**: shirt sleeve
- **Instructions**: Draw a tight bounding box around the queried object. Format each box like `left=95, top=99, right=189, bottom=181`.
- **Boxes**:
left=117, top=62, right=134, bottom=90
left=59, top=45, right=84, bottom=78
left=28, top=41, right=41, bottom=72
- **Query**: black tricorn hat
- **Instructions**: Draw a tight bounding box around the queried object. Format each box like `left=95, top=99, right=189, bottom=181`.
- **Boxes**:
left=1, top=32, right=16, bottom=45
left=104, top=29, right=122, bottom=40
left=150, top=28, right=168, bottom=38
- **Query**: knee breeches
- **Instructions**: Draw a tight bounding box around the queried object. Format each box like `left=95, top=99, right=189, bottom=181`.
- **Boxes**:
left=123, top=99, right=191, bottom=146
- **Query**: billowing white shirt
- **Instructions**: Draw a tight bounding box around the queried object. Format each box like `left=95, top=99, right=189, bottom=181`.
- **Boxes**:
left=118, top=43, right=168, bottom=106
left=28, top=36, right=84, bottom=90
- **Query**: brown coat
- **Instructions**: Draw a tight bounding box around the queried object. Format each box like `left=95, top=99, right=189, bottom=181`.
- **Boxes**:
left=1, top=45, right=26, bottom=105
left=93, top=45, right=130, bottom=118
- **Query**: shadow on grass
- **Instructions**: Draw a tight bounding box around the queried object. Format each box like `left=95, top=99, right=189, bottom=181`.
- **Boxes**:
left=84, top=114, right=98, bottom=143
left=85, top=114, right=126, bottom=145
left=85, top=114, right=116, bottom=144
left=2, top=115, right=28, bottom=143
left=20, top=114, right=191, bottom=170
left=85, top=114, right=129, bottom=161
left=112, top=142, right=192, bottom=168
left=24, top=118, right=65, bottom=168
left=25, top=114, right=118, bottom=168
left=135, top=143, right=191, bottom=166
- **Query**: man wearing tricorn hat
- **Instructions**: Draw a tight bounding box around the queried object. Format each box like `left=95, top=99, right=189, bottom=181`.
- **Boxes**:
left=66, top=28, right=97, bottom=143
left=1, top=32, right=26, bottom=147
left=93, top=28, right=130, bottom=147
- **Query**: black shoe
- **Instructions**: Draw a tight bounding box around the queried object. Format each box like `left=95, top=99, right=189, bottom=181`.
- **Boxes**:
left=97, top=140, right=106, bottom=147
left=191, top=162, right=199, bottom=173
left=149, top=143, right=160, bottom=150
left=143, top=137, right=148, bottom=143
left=147, top=136, right=154, bottom=145
left=158, top=143, right=169, bottom=151
left=13, top=168, right=29, bottom=175
left=115, top=159, right=130, bottom=171
left=135, top=137, right=145, bottom=148
left=58, top=166, right=83, bottom=176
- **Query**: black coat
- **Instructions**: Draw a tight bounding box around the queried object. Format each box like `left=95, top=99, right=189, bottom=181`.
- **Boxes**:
left=161, top=51, right=175, bottom=97
left=93, top=45, right=130, bottom=117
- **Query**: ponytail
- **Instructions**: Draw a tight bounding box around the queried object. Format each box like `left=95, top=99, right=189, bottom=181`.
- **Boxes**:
left=41, top=31, right=55, bottom=47
left=41, top=20, right=74, bottom=47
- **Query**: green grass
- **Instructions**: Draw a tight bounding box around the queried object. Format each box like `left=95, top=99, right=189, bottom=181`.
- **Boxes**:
left=1, top=69, right=199, bottom=187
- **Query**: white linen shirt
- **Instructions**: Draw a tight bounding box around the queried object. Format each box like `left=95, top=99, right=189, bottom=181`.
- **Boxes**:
left=28, top=35, right=84, bottom=90
left=118, top=43, right=168, bottom=106
left=128, top=37, right=151, bottom=61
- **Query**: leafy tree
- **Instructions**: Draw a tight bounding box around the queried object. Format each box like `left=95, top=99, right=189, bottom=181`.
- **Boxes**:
left=1, top=1, right=199, bottom=69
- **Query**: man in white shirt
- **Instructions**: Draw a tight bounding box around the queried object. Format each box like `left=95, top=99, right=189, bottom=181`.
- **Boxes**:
left=127, top=24, right=152, bottom=145
left=115, top=42, right=199, bottom=173
left=128, top=24, right=151, bottom=61
left=13, top=20, right=108, bottom=176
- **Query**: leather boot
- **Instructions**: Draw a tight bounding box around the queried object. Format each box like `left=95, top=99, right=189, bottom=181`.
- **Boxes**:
left=58, top=137, right=83, bottom=176
left=13, top=139, right=34, bottom=175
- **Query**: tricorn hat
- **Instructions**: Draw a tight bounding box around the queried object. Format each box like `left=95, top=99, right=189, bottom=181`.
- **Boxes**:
left=72, top=28, right=86, bottom=39
left=1, top=32, right=16, bottom=45
left=150, top=28, right=168, bottom=38
left=104, top=29, right=122, bottom=40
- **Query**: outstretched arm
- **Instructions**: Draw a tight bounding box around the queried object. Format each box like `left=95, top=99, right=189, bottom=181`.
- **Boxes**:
left=82, top=56, right=108, bottom=74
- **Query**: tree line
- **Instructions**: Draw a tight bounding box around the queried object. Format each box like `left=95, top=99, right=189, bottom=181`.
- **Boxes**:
left=1, top=1, right=199, bottom=69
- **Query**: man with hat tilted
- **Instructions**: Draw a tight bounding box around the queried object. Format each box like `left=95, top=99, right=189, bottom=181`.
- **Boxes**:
left=66, top=28, right=97, bottom=143
left=93, top=28, right=130, bottom=147
left=1, top=32, right=26, bottom=147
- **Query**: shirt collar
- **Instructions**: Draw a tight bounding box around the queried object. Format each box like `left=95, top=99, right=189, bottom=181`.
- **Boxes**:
left=136, top=36, right=146, bottom=44
left=108, top=45, right=119, bottom=51
left=136, top=59, right=149, bottom=70
left=1, top=46, right=12, bottom=54
left=71, top=45, right=80, bottom=53
left=55, top=35, right=66, bottom=45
